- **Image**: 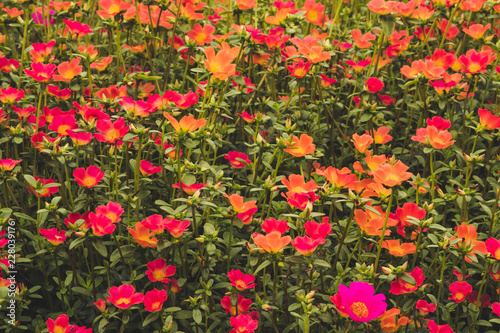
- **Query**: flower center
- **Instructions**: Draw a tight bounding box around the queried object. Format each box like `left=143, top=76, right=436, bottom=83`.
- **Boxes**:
left=350, top=302, right=369, bottom=319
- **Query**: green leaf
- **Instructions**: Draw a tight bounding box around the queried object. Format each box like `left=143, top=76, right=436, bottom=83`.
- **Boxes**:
left=193, top=309, right=202, bottom=323
left=69, top=238, right=86, bottom=250
left=254, top=260, right=270, bottom=275
left=92, top=240, right=108, bottom=257
left=314, top=259, right=331, bottom=268
left=142, top=312, right=160, bottom=326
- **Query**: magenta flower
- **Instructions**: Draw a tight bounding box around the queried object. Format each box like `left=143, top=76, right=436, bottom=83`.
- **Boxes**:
left=336, top=281, right=387, bottom=322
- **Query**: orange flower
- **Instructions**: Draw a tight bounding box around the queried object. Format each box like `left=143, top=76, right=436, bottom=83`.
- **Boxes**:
left=203, top=43, right=238, bottom=81
left=351, top=29, right=376, bottom=49
left=351, top=133, right=373, bottom=154
left=253, top=231, right=292, bottom=253
left=368, top=127, right=392, bottom=144
left=163, top=113, right=206, bottom=135
left=188, top=24, right=216, bottom=46
left=379, top=308, right=411, bottom=332
left=281, top=174, right=317, bottom=196
left=128, top=222, right=158, bottom=248
left=450, top=222, right=487, bottom=262
left=354, top=206, right=398, bottom=236
left=224, top=193, right=257, bottom=214
left=318, top=167, right=358, bottom=190
left=298, top=45, right=331, bottom=64
left=236, top=0, right=256, bottom=10
left=96, top=0, right=134, bottom=19
left=382, top=240, right=417, bottom=257
left=303, top=0, right=326, bottom=26
left=265, top=8, right=291, bottom=25
left=412, top=126, right=455, bottom=149
left=463, top=23, right=490, bottom=39
left=372, top=160, right=412, bottom=187
left=284, top=134, right=315, bottom=157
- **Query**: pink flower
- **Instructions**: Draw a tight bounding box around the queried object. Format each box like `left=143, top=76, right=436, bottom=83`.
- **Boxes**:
left=225, top=151, right=251, bottom=168
left=139, top=160, right=162, bottom=176
left=333, top=281, right=387, bottom=322
left=292, top=235, right=323, bottom=255
left=143, top=289, right=168, bottom=312
left=389, top=267, right=425, bottom=295
left=365, top=77, right=384, bottom=93
left=39, top=228, right=68, bottom=246
left=107, top=284, right=144, bottom=309
left=73, top=166, right=105, bottom=188
left=230, top=312, right=259, bottom=333
left=304, top=217, right=332, bottom=242
left=25, top=62, right=56, bottom=82
left=228, top=269, right=256, bottom=290
left=428, top=320, right=453, bottom=333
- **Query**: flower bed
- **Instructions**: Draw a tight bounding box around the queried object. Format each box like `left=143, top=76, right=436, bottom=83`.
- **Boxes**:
left=0, top=0, right=500, bottom=332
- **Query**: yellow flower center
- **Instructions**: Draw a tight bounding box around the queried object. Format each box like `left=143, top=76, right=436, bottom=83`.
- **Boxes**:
left=350, top=302, right=369, bottom=319
left=82, top=176, right=97, bottom=187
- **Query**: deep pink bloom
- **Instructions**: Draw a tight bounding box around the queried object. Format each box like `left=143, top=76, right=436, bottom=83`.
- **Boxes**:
left=492, top=302, right=500, bottom=317
left=415, top=299, right=436, bottom=315
left=228, top=269, right=256, bottom=290
left=73, top=166, right=105, bottom=188
left=366, top=77, right=384, bottom=93
left=304, top=217, right=332, bottom=242
left=335, top=281, right=387, bottom=322
left=107, top=284, right=144, bottom=309
left=0, top=159, right=21, bottom=172
left=172, top=182, right=206, bottom=195
left=27, top=176, right=59, bottom=197
left=139, top=160, right=162, bottom=176
left=146, top=258, right=176, bottom=283
left=165, top=90, right=199, bottom=109
left=0, top=87, right=24, bottom=104
left=428, top=320, right=453, bottom=333
left=292, top=235, right=323, bottom=255
left=89, top=213, right=116, bottom=236
left=63, top=19, right=93, bottom=38
left=261, top=218, right=289, bottom=235
left=426, top=116, right=451, bottom=130
left=95, top=202, right=123, bottom=224
left=39, top=228, right=68, bottom=246
left=25, top=62, right=57, bottom=82
left=164, top=218, right=190, bottom=238
left=230, top=312, right=259, bottom=333
left=389, top=267, right=425, bottom=295
left=143, top=289, right=168, bottom=312
left=225, top=151, right=251, bottom=168
left=287, top=191, right=319, bottom=210
left=221, top=294, right=252, bottom=316
left=448, top=281, right=472, bottom=303
left=46, top=314, right=71, bottom=333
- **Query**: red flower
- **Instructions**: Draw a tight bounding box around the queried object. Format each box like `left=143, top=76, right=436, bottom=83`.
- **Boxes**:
left=94, top=299, right=107, bottom=312
left=46, top=314, right=71, bottom=333
left=415, top=300, right=436, bottom=315
left=89, top=213, right=116, bottom=236
left=225, top=151, right=251, bottom=168
left=426, top=116, right=451, bottom=130
left=365, top=77, right=384, bottom=93
left=486, top=237, right=500, bottom=260
left=95, top=202, right=123, bottom=224
left=467, top=290, right=491, bottom=307
left=492, top=302, right=500, bottom=317
left=39, top=228, right=68, bottom=246
left=292, top=235, right=323, bottom=255
left=164, top=218, right=190, bottom=238
left=304, top=217, right=332, bottom=242
left=48, top=115, right=78, bottom=136
left=448, top=281, right=472, bottom=303
left=389, top=267, right=425, bottom=295
left=68, top=130, right=93, bottom=146
left=228, top=269, right=256, bottom=290
left=139, top=160, right=162, bottom=176
left=261, top=218, right=289, bottom=235
left=27, top=176, right=59, bottom=197
left=0, top=159, right=21, bottom=172
left=146, top=258, right=176, bottom=283
left=73, top=166, right=105, bottom=188
left=230, top=313, right=259, bottom=333
left=165, top=90, right=199, bottom=109
left=287, top=191, right=318, bottom=211
left=94, top=117, right=129, bottom=143
left=143, top=289, right=168, bottom=312
left=25, top=62, right=57, bottom=82
left=478, top=109, right=500, bottom=131
left=107, top=284, right=144, bottom=309
left=62, top=19, right=93, bottom=38
left=428, top=320, right=453, bottom=333
left=221, top=294, right=252, bottom=316
left=286, top=59, right=311, bottom=78
left=172, top=182, right=206, bottom=195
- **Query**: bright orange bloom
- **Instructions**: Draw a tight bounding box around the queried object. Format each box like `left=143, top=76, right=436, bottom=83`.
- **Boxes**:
left=128, top=222, right=158, bottom=248
left=236, top=0, right=256, bottom=10
left=372, top=160, right=412, bottom=187
left=203, top=43, right=238, bottom=81
left=163, top=113, right=206, bottom=134
left=281, top=174, right=317, bottom=196
left=224, top=193, right=257, bottom=214
left=463, top=23, right=490, bottom=39
left=303, top=0, right=326, bottom=26
left=96, top=0, right=134, bottom=19
left=265, top=9, right=291, bottom=25
left=351, top=29, right=376, bottom=49
left=354, top=206, right=398, bottom=236
left=411, top=5, right=434, bottom=21
left=450, top=222, right=487, bottom=262
left=253, top=231, right=292, bottom=253
left=367, top=0, right=399, bottom=14
left=283, top=134, right=315, bottom=157
left=368, top=127, right=392, bottom=144
left=298, top=45, right=331, bottom=63
left=188, top=23, right=216, bottom=45
left=91, top=57, right=113, bottom=71
left=412, top=126, right=455, bottom=149
left=461, top=0, right=487, bottom=12
left=180, top=3, right=204, bottom=21
left=319, top=167, right=359, bottom=190
left=351, top=133, right=373, bottom=154
left=382, top=240, right=417, bottom=257
left=478, top=109, right=500, bottom=131
left=379, top=308, right=411, bottom=333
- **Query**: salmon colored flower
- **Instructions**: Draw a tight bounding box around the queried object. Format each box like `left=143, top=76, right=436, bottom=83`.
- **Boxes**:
left=236, top=0, right=256, bottom=9
left=90, top=56, right=113, bottom=71
left=73, top=166, right=105, bottom=188
left=143, top=289, right=168, bottom=312
left=172, top=182, right=206, bottom=195
left=352, top=133, right=373, bottom=154
left=67, top=130, right=93, bottom=146
left=463, top=23, right=490, bottom=39
left=292, top=235, right=323, bottom=255
left=379, top=308, right=411, bottom=332
left=39, top=228, right=68, bottom=246
left=319, top=166, right=358, bottom=190
left=107, top=284, right=144, bottom=309
left=354, top=206, right=398, bottom=236
left=412, top=126, right=455, bottom=149
left=128, top=222, right=158, bottom=247
left=287, top=59, right=311, bottom=78
left=94, top=117, right=129, bottom=143
left=188, top=23, right=216, bottom=45
left=139, top=160, right=162, bottom=176
left=164, top=218, right=190, bottom=238
left=225, top=193, right=257, bottom=214
left=163, top=113, right=206, bottom=135
left=368, top=127, right=392, bottom=144
left=416, top=300, right=436, bottom=315
left=253, top=231, right=292, bottom=253
left=372, top=160, right=412, bottom=187
left=303, top=0, right=326, bottom=26
left=367, top=0, right=399, bottom=14
left=459, top=49, right=496, bottom=74
left=450, top=222, right=487, bottom=262
left=382, top=239, right=416, bottom=256
left=428, top=320, right=453, bottom=333
left=95, top=202, right=123, bottom=224
left=225, top=151, right=251, bottom=168
left=0, top=159, right=21, bottom=172
left=228, top=269, right=256, bottom=290
left=204, top=44, right=238, bottom=81
left=284, top=134, right=315, bottom=157
left=97, top=0, right=134, bottom=19
left=389, top=267, right=425, bottom=295
left=30, top=41, right=56, bottom=62
left=334, top=281, right=387, bottom=322
left=146, top=258, right=176, bottom=283
left=53, top=58, right=83, bottom=82
left=94, top=299, right=107, bottom=313
left=448, top=281, right=472, bottom=303
left=478, top=109, right=500, bottom=131
left=281, top=174, right=317, bottom=196
left=261, top=218, right=290, bottom=235
left=351, top=29, right=376, bottom=49
left=221, top=295, right=252, bottom=316
left=330, top=293, right=349, bottom=317
left=25, top=62, right=57, bottom=82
